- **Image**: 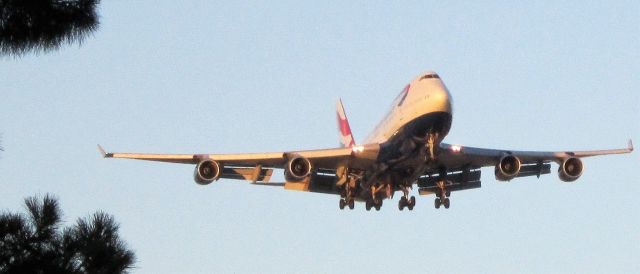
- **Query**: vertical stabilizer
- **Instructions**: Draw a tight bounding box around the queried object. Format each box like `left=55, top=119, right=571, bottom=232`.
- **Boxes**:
left=336, top=99, right=356, bottom=147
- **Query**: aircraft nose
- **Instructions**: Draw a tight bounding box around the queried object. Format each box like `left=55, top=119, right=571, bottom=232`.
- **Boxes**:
left=430, top=87, right=453, bottom=113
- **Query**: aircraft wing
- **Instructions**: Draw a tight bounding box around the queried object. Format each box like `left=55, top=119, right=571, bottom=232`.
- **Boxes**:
left=437, top=140, right=633, bottom=169
left=98, top=144, right=380, bottom=184
left=416, top=140, right=633, bottom=196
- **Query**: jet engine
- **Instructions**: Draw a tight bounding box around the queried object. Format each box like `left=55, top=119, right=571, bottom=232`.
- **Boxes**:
left=494, top=155, right=521, bottom=181
left=285, top=155, right=312, bottom=181
left=558, top=157, right=583, bottom=182
left=194, top=159, right=221, bottom=185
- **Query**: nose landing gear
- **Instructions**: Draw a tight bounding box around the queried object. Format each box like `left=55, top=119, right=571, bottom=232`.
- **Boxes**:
left=425, top=131, right=439, bottom=162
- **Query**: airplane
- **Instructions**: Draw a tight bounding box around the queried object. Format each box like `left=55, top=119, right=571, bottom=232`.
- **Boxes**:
left=98, top=71, right=634, bottom=211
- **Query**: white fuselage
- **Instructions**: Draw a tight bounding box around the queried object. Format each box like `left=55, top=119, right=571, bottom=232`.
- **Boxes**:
left=364, top=72, right=454, bottom=145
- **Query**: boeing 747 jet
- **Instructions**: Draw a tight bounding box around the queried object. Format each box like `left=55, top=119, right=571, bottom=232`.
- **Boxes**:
left=99, top=72, right=633, bottom=210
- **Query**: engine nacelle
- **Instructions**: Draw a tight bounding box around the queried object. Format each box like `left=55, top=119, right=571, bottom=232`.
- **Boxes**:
left=558, top=157, right=583, bottom=182
left=193, top=159, right=221, bottom=185
left=494, top=155, right=521, bottom=181
left=285, top=155, right=312, bottom=181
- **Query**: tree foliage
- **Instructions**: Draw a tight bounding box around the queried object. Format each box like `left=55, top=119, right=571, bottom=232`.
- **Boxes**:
left=0, top=194, right=135, bottom=273
left=0, top=0, right=100, bottom=56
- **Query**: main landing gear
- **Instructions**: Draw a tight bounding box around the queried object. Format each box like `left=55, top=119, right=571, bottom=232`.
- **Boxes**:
left=363, top=184, right=386, bottom=211
left=398, top=186, right=416, bottom=211
left=434, top=197, right=450, bottom=209
left=434, top=182, right=451, bottom=209
left=339, top=184, right=356, bottom=210
left=339, top=198, right=355, bottom=210
left=365, top=199, right=383, bottom=211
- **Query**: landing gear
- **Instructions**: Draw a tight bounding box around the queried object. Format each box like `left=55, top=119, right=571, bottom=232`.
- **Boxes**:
left=434, top=197, right=450, bottom=209
left=339, top=180, right=357, bottom=210
left=374, top=200, right=382, bottom=211
left=399, top=196, right=416, bottom=210
left=425, top=131, right=439, bottom=162
left=398, top=186, right=416, bottom=211
left=339, top=198, right=355, bottom=210
left=433, top=175, right=451, bottom=209
left=365, top=199, right=382, bottom=211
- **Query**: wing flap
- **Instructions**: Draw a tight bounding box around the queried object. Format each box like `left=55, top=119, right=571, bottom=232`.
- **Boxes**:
left=284, top=173, right=341, bottom=195
left=419, top=181, right=481, bottom=196
left=418, top=169, right=482, bottom=195
left=221, top=167, right=273, bottom=183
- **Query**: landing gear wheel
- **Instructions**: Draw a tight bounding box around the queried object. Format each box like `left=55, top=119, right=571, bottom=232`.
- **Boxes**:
left=374, top=200, right=382, bottom=211
left=366, top=200, right=372, bottom=211
left=348, top=199, right=354, bottom=209
left=435, top=198, right=441, bottom=209
left=443, top=198, right=450, bottom=209
left=408, top=196, right=416, bottom=210
left=445, top=190, right=451, bottom=197
left=399, top=196, right=407, bottom=210
left=339, top=199, right=346, bottom=210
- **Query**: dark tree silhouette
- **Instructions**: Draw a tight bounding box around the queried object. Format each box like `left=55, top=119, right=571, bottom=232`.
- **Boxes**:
left=0, top=0, right=101, bottom=56
left=0, top=194, right=135, bottom=273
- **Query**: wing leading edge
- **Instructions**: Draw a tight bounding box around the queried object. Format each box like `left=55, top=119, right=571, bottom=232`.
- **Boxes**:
left=98, top=144, right=380, bottom=175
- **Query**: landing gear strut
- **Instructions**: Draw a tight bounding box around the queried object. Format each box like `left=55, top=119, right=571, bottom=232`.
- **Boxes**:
left=426, top=131, right=439, bottom=162
left=398, top=186, right=416, bottom=211
left=365, top=185, right=385, bottom=211
left=339, top=179, right=356, bottom=210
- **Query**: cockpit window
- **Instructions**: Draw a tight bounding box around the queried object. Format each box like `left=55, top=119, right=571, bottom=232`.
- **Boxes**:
left=420, top=74, right=440, bottom=80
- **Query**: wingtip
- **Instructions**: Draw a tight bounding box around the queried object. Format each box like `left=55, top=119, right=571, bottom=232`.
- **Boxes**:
left=97, top=144, right=113, bottom=158
left=628, top=139, right=634, bottom=152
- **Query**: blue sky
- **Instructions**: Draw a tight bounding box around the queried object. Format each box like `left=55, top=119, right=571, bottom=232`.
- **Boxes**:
left=1, top=1, right=638, bottom=273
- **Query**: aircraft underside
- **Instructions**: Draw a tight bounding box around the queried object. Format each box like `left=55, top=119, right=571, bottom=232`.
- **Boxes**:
left=338, top=112, right=454, bottom=211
